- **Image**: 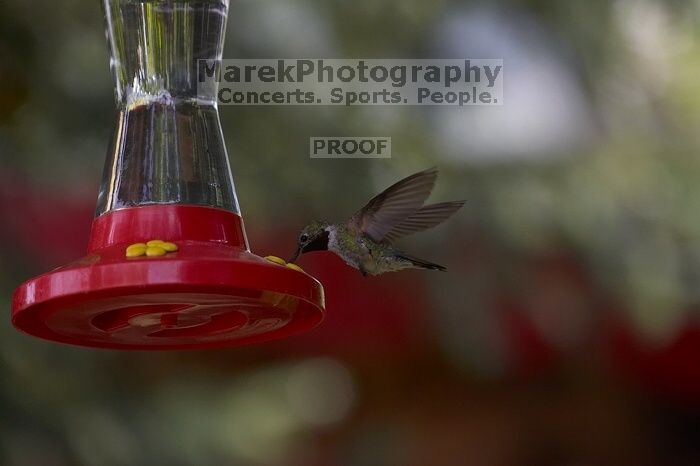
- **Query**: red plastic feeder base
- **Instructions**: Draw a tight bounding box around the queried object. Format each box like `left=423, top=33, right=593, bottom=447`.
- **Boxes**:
left=11, top=205, right=325, bottom=350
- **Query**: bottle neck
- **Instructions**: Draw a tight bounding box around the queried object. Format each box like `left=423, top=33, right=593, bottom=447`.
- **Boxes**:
left=103, top=0, right=229, bottom=107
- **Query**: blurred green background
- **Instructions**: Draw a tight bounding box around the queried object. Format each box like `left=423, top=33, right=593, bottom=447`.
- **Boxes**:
left=1, top=0, right=699, bottom=465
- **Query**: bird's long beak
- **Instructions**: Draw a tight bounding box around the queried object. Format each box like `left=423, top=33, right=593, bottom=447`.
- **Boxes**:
left=288, top=246, right=301, bottom=263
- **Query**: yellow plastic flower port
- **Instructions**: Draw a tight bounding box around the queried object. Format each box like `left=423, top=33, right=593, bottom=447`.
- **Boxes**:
left=145, top=246, right=167, bottom=257
left=125, top=243, right=147, bottom=257
left=160, top=242, right=178, bottom=252
left=126, top=240, right=178, bottom=258
left=264, top=255, right=287, bottom=266
left=264, top=255, right=304, bottom=272
left=285, top=263, right=304, bottom=272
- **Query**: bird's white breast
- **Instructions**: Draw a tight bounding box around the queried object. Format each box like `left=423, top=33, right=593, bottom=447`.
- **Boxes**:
left=327, top=226, right=340, bottom=251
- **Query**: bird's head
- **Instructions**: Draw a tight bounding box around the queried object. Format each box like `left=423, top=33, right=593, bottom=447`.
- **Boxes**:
left=289, top=221, right=330, bottom=263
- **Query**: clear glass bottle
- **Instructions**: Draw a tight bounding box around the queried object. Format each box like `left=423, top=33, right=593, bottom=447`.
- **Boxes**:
left=97, top=0, right=238, bottom=215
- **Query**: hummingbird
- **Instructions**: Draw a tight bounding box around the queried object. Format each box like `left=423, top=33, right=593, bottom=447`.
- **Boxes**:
left=289, top=167, right=464, bottom=276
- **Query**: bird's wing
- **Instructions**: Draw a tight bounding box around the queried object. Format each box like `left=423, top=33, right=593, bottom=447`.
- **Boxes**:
left=348, top=167, right=438, bottom=242
left=382, top=200, right=465, bottom=243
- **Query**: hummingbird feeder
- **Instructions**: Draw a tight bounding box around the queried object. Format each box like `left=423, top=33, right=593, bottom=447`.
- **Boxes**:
left=11, top=0, right=325, bottom=349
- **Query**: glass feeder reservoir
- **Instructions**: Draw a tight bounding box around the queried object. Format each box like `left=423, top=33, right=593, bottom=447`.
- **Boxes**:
left=11, top=0, right=325, bottom=349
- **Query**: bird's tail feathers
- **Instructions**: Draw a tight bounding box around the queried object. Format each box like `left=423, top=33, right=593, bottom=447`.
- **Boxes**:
left=396, top=253, right=447, bottom=272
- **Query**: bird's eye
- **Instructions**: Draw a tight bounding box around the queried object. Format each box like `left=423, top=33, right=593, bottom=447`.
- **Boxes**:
left=300, top=234, right=309, bottom=242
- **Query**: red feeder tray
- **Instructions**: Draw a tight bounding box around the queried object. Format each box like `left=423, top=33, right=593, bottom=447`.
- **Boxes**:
left=12, top=205, right=325, bottom=350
